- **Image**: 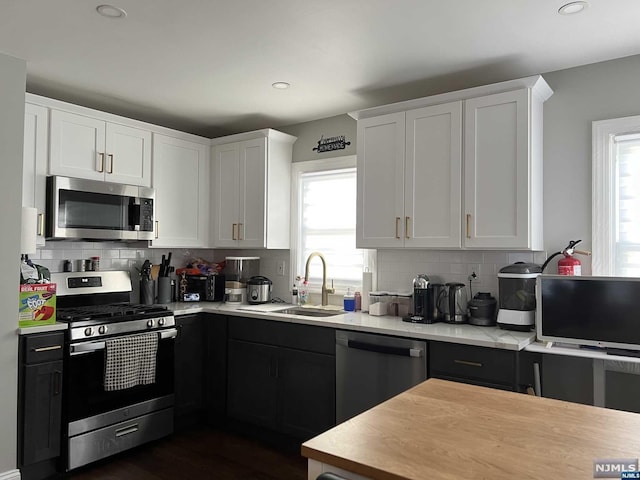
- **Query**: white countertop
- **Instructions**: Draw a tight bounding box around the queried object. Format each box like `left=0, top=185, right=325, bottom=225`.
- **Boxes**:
left=17, top=322, right=68, bottom=335
left=168, top=302, right=535, bottom=351
left=16, top=302, right=535, bottom=350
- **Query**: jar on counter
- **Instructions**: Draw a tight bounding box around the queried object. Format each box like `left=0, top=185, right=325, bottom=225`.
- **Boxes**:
left=91, top=256, right=100, bottom=271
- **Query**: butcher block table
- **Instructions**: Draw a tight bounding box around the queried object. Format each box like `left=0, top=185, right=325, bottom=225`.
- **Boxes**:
left=302, top=378, right=640, bottom=480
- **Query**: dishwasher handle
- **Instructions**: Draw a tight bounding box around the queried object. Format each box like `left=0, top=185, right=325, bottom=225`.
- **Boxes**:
left=343, top=338, right=424, bottom=358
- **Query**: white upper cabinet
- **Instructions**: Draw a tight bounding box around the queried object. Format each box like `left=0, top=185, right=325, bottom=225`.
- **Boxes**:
left=49, top=109, right=152, bottom=187
left=351, top=75, right=552, bottom=250
left=22, top=103, right=49, bottom=247
left=151, top=134, right=210, bottom=248
left=356, top=103, right=462, bottom=249
left=212, top=129, right=296, bottom=249
left=405, top=103, right=462, bottom=248
left=464, top=89, right=538, bottom=249
left=356, top=112, right=405, bottom=248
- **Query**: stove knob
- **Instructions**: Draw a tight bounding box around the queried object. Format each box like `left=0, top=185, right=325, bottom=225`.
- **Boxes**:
left=147, top=319, right=155, bottom=328
left=158, top=318, right=165, bottom=326
left=84, top=327, right=94, bottom=337
left=98, top=325, right=108, bottom=335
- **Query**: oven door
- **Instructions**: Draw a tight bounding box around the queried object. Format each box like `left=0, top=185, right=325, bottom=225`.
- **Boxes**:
left=65, top=328, right=176, bottom=424
left=46, top=175, right=155, bottom=240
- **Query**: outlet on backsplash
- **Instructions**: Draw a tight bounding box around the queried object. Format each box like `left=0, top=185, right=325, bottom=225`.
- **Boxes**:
left=277, top=261, right=286, bottom=276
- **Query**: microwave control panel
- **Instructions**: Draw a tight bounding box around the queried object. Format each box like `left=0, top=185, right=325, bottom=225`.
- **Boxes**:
left=130, top=198, right=154, bottom=232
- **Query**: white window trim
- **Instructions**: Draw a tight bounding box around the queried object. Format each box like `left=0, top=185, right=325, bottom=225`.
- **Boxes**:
left=290, top=155, right=374, bottom=294
left=592, top=114, right=640, bottom=275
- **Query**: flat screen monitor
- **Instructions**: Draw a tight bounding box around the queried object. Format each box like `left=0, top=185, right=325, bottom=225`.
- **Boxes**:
left=536, top=275, right=640, bottom=352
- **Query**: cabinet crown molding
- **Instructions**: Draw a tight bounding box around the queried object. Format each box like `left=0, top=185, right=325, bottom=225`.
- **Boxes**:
left=210, top=128, right=297, bottom=146
left=349, top=75, right=553, bottom=121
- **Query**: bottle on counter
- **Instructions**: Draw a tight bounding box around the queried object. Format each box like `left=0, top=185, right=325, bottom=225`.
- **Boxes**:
left=354, top=291, right=361, bottom=311
left=344, top=288, right=356, bottom=312
left=292, top=280, right=298, bottom=305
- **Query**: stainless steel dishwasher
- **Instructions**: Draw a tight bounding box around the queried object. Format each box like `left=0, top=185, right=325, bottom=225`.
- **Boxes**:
left=336, top=330, right=427, bottom=423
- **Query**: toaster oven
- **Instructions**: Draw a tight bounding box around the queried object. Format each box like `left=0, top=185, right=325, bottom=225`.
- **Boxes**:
left=183, top=274, right=225, bottom=302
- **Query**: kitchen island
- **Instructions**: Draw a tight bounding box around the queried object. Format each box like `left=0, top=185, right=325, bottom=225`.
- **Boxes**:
left=302, top=378, right=640, bottom=480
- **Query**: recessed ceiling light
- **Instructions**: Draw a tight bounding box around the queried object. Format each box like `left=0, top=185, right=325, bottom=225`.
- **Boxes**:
left=558, top=1, right=589, bottom=15
left=272, top=82, right=291, bottom=90
left=96, top=4, right=127, bottom=19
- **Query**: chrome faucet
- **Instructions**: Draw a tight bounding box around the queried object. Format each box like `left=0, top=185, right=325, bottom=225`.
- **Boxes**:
left=304, top=251, right=335, bottom=306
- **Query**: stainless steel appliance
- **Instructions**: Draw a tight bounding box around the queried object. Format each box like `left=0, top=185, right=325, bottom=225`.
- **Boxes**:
left=336, top=330, right=427, bottom=423
left=246, top=276, right=272, bottom=304
left=224, top=256, right=260, bottom=305
left=403, top=274, right=438, bottom=324
left=46, top=176, right=155, bottom=240
left=183, top=273, right=225, bottom=302
left=444, top=282, right=468, bottom=323
left=468, top=292, right=497, bottom=326
left=52, top=271, right=176, bottom=471
left=497, top=262, right=542, bottom=330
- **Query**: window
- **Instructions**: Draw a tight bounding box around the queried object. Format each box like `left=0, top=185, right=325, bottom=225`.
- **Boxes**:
left=290, top=156, right=370, bottom=293
left=593, top=115, right=640, bottom=276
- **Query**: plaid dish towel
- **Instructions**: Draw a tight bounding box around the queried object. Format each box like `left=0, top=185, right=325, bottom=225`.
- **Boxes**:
left=104, top=332, right=159, bottom=391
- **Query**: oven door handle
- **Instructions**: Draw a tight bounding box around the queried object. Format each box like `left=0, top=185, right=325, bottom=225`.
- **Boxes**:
left=69, top=328, right=178, bottom=356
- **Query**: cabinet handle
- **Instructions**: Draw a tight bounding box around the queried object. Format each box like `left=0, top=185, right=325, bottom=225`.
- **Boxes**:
left=395, top=217, right=401, bottom=239
left=466, top=214, right=471, bottom=239
left=238, top=223, right=243, bottom=241
left=97, top=153, right=105, bottom=173
left=155, top=221, right=159, bottom=239
left=107, top=154, right=114, bottom=174
left=37, top=213, right=45, bottom=236
left=115, top=424, right=139, bottom=437
left=52, top=370, right=62, bottom=396
left=454, top=359, right=483, bottom=368
left=232, top=223, right=237, bottom=240
left=33, top=345, right=62, bottom=353
left=405, top=216, right=410, bottom=239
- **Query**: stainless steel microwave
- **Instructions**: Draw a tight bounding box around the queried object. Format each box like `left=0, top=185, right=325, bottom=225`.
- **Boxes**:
left=46, top=176, right=155, bottom=241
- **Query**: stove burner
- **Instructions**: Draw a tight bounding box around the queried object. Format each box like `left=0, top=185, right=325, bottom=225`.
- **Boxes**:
left=57, top=303, right=169, bottom=323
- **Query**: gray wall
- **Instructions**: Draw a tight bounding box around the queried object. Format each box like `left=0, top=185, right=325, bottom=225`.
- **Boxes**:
left=0, top=52, right=26, bottom=475
left=279, top=114, right=356, bottom=162
left=542, top=54, right=640, bottom=273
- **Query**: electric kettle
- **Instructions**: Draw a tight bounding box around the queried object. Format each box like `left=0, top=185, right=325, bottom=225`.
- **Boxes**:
left=445, top=282, right=468, bottom=323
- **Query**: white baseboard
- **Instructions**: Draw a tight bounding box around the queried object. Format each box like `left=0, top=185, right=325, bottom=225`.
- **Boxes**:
left=0, top=469, right=20, bottom=480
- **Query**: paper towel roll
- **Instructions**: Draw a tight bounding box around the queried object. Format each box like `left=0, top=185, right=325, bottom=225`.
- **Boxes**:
left=361, top=271, right=373, bottom=312
left=21, top=207, right=38, bottom=255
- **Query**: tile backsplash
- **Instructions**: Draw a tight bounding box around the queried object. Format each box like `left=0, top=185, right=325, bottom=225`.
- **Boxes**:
left=31, top=242, right=549, bottom=303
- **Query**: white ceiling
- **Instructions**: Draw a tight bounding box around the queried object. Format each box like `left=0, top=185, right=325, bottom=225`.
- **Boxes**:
left=1, top=0, right=640, bottom=137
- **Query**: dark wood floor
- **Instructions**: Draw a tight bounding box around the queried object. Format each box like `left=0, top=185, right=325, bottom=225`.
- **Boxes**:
left=67, top=427, right=308, bottom=480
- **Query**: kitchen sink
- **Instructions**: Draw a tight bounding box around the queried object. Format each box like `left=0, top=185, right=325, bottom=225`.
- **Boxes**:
left=275, top=307, right=344, bottom=317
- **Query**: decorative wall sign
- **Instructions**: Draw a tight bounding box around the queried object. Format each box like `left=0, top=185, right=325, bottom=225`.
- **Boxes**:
left=313, top=134, right=351, bottom=153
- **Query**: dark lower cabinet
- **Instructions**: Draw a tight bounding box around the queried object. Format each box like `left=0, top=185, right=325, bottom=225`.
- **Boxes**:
left=174, top=314, right=205, bottom=429
left=227, top=339, right=278, bottom=430
left=226, top=316, right=335, bottom=441
left=429, top=341, right=520, bottom=391
left=278, top=346, right=335, bottom=439
left=205, top=314, right=228, bottom=425
left=18, top=331, right=64, bottom=480
left=540, top=354, right=593, bottom=405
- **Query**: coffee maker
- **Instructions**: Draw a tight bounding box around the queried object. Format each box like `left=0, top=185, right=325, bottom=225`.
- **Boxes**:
left=403, top=274, right=438, bottom=324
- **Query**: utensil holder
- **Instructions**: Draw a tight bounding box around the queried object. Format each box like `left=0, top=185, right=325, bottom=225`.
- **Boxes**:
left=157, top=277, right=171, bottom=304
left=140, top=279, right=155, bottom=305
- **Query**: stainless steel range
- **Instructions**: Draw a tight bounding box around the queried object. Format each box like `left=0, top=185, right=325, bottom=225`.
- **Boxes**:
left=52, top=270, right=176, bottom=471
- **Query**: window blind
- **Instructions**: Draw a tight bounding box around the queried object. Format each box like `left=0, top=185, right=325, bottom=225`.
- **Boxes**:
left=615, top=134, right=640, bottom=276
left=298, top=167, right=363, bottom=290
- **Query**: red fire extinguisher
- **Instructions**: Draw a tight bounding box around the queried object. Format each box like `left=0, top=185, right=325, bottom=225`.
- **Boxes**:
left=541, top=239, right=591, bottom=276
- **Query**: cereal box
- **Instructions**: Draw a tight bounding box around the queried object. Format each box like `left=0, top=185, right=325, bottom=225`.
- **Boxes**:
left=19, top=283, right=57, bottom=327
